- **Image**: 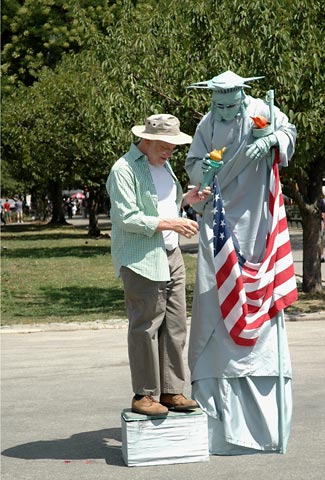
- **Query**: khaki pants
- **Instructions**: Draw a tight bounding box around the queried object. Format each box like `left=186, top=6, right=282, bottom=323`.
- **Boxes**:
left=120, top=247, right=187, bottom=396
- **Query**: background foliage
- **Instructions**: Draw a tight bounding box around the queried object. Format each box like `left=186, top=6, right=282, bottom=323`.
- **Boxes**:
left=1, top=0, right=324, bottom=291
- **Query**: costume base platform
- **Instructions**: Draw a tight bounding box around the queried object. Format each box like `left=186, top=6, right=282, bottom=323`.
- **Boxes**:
left=121, top=407, right=209, bottom=467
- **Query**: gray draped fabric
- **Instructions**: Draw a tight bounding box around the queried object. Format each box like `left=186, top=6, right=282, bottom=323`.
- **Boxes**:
left=185, top=95, right=296, bottom=454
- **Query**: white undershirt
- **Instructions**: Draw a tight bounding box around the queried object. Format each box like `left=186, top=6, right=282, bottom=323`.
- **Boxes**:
left=148, top=163, right=179, bottom=250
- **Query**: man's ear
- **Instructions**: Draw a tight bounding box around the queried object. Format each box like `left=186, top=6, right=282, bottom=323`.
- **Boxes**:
left=137, top=138, right=149, bottom=155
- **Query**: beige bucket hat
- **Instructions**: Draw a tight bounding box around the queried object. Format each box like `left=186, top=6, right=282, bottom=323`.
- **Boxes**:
left=131, top=114, right=192, bottom=145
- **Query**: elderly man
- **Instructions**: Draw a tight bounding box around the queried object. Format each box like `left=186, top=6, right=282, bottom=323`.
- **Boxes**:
left=107, top=114, right=209, bottom=416
left=185, top=71, right=297, bottom=454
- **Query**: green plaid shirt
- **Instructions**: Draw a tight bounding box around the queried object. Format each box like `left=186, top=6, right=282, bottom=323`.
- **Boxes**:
left=106, top=143, right=183, bottom=281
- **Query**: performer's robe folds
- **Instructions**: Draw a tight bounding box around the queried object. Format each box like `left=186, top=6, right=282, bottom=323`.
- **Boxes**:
left=185, top=95, right=296, bottom=455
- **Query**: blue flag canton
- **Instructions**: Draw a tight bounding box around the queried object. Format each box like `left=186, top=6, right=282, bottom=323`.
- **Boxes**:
left=212, top=174, right=246, bottom=267
left=213, top=189, right=230, bottom=255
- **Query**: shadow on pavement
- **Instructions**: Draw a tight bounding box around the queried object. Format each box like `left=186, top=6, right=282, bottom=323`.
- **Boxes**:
left=1, top=428, right=125, bottom=467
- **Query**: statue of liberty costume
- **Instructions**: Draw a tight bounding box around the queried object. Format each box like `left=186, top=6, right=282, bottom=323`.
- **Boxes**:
left=185, top=71, right=297, bottom=454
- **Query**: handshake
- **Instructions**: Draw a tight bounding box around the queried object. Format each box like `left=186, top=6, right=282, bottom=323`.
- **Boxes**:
left=199, top=147, right=226, bottom=192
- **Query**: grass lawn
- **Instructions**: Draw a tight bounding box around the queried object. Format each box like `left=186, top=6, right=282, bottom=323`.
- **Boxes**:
left=1, top=222, right=323, bottom=326
left=1, top=222, right=198, bottom=326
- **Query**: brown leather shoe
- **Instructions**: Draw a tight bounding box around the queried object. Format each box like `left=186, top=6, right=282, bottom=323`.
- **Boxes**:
left=131, top=395, right=168, bottom=416
left=160, top=393, right=198, bottom=411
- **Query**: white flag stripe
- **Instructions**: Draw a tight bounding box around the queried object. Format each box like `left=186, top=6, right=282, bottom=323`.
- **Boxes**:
left=243, top=231, right=291, bottom=280
left=274, top=251, right=296, bottom=274
left=273, top=276, right=298, bottom=300
left=244, top=269, right=277, bottom=292
left=238, top=325, right=265, bottom=339
left=218, top=263, right=242, bottom=304
left=244, top=251, right=294, bottom=293
left=214, top=238, right=235, bottom=271
left=224, top=296, right=246, bottom=331
left=279, top=203, right=286, bottom=218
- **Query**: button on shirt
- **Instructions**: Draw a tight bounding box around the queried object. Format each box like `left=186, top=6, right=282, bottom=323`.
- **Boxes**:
left=106, top=143, right=183, bottom=282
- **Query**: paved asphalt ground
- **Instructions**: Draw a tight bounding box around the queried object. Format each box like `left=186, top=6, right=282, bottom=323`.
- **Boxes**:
left=2, top=322, right=325, bottom=480
left=1, top=219, right=325, bottom=479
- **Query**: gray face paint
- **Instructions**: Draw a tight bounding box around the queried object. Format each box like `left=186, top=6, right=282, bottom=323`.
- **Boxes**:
left=211, top=90, right=246, bottom=121
left=187, top=70, right=263, bottom=121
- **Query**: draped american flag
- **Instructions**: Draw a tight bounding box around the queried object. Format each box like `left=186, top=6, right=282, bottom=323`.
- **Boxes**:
left=213, top=150, right=298, bottom=346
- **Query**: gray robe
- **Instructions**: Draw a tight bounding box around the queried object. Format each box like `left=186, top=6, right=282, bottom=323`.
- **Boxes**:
left=185, top=95, right=296, bottom=454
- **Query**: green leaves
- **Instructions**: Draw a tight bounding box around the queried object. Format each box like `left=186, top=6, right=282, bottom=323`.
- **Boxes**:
left=2, top=0, right=324, bottom=201
left=1, top=0, right=113, bottom=89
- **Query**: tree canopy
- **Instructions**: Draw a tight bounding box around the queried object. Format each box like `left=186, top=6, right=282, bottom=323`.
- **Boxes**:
left=1, top=0, right=324, bottom=290
left=1, top=0, right=117, bottom=89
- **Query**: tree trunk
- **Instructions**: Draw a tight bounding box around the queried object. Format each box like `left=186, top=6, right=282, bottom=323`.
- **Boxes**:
left=48, top=180, right=67, bottom=225
left=282, top=155, right=324, bottom=294
left=302, top=208, right=323, bottom=293
left=34, top=191, right=50, bottom=221
left=87, top=188, right=101, bottom=237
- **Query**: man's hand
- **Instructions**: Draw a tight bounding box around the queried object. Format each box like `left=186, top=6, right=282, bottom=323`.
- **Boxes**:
left=157, top=217, right=199, bottom=238
left=184, top=184, right=210, bottom=205
left=246, top=134, right=278, bottom=161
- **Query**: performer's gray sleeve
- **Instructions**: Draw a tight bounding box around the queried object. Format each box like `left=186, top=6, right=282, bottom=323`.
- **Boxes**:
left=273, top=107, right=296, bottom=167
left=185, top=113, right=213, bottom=186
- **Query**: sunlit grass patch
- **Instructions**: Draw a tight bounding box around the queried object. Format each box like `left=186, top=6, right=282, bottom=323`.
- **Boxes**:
left=1, top=224, right=198, bottom=325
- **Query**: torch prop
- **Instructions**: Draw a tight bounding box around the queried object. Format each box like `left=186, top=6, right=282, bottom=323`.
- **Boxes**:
left=199, top=147, right=226, bottom=193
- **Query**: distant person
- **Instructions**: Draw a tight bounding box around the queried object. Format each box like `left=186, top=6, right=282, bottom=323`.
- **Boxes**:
left=321, top=194, right=325, bottom=262
left=65, top=198, right=73, bottom=219
left=3, top=199, right=12, bottom=223
left=15, top=197, right=23, bottom=223
left=81, top=198, right=88, bottom=218
left=72, top=200, right=77, bottom=216
left=107, top=113, right=209, bottom=416
left=1, top=203, right=6, bottom=225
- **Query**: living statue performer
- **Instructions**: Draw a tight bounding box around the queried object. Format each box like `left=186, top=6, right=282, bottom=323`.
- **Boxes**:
left=185, top=70, right=297, bottom=455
